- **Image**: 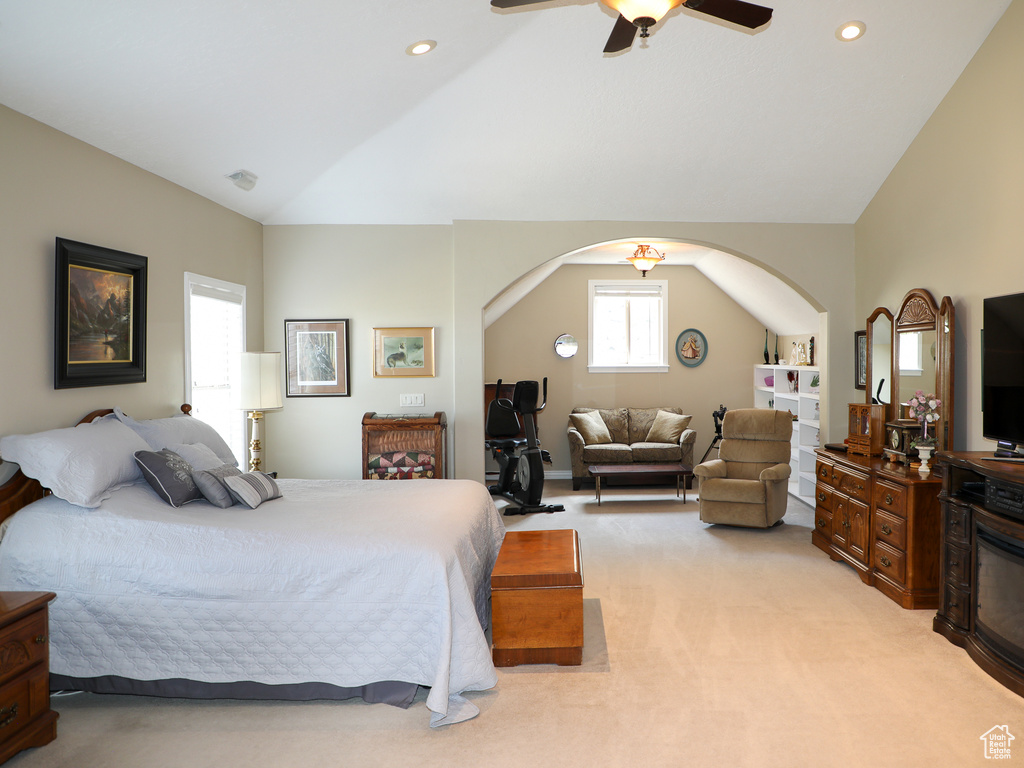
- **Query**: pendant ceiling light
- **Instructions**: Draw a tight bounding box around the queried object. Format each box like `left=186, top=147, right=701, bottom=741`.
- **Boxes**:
left=626, top=244, right=665, bottom=277
left=601, top=0, right=679, bottom=34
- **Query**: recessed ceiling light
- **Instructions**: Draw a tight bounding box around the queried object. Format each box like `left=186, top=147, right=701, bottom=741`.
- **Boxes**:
left=406, top=40, right=436, bottom=56
left=836, top=21, right=866, bottom=42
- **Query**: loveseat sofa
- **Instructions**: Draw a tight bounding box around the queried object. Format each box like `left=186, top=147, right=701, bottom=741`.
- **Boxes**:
left=567, top=407, right=696, bottom=491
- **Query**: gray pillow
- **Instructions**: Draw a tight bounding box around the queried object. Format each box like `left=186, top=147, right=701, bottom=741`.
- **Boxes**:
left=193, top=464, right=244, bottom=508
left=134, top=449, right=202, bottom=507
left=224, top=471, right=282, bottom=509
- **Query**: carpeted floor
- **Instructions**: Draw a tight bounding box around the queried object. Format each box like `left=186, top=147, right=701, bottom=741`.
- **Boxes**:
left=19, top=480, right=1022, bottom=767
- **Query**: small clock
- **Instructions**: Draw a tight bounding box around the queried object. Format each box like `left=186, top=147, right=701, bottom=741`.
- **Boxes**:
left=884, top=419, right=920, bottom=464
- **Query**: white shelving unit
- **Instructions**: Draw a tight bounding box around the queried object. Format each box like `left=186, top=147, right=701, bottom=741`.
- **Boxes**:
left=753, top=364, right=821, bottom=505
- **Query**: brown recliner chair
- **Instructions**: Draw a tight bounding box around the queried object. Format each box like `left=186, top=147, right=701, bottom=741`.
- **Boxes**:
left=693, top=408, right=792, bottom=528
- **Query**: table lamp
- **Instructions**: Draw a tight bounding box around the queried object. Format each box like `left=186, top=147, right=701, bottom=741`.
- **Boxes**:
left=240, top=352, right=283, bottom=472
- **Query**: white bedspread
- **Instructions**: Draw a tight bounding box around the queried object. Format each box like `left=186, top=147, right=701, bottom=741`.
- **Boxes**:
left=0, top=478, right=505, bottom=726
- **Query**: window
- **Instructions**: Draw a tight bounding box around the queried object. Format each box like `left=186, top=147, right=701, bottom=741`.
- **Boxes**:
left=899, top=331, right=923, bottom=376
left=588, top=280, right=669, bottom=373
left=184, top=273, right=246, bottom=464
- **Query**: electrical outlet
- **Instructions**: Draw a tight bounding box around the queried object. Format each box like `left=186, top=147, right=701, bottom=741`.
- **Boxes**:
left=400, top=393, right=425, bottom=407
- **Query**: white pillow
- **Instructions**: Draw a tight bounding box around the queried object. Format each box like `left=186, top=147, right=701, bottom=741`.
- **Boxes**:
left=113, top=407, right=238, bottom=467
left=0, top=416, right=150, bottom=508
left=166, top=442, right=223, bottom=471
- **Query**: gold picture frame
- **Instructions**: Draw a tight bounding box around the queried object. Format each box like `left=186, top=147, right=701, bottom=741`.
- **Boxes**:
left=373, top=327, right=435, bottom=377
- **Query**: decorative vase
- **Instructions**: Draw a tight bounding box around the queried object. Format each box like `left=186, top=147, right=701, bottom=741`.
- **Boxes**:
left=764, top=330, right=770, bottom=364
left=774, top=335, right=779, bottom=364
left=917, top=445, right=934, bottom=475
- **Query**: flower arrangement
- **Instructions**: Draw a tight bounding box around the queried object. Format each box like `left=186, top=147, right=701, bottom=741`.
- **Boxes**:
left=908, top=390, right=941, bottom=446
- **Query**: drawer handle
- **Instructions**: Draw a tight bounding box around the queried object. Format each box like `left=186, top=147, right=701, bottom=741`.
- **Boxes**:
left=0, top=703, right=17, bottom=729
left=881, top=524, right=892, bottom=536
left=817, top=518, right=827, bottom=528
left=34, top=635, right=47, bottom=645
left=880, top=555, right=892, bottom=568
left=818, top=492, right=827, bottom=502
left=885, top=493, right=894, bottom=505
left=950, top=559, right=960, bottom=568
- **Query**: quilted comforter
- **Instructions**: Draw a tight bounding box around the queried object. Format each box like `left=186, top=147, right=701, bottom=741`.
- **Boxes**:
left=0, top=478, right=505, bottom=726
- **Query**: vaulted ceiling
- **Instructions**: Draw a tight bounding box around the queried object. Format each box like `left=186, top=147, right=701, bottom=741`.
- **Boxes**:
left=0, top=1, right=1011, bottom=227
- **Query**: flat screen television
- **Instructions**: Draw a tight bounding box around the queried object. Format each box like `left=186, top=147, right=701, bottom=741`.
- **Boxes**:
left=983, top=292, right=1024, bottom=454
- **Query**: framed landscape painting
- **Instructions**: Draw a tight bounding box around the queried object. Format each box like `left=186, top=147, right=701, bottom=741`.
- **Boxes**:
left=54, top=238, right=147, bottom=389
left=373, top=327, right=435, bottom=377
left=285, top=319, right=350, bottom=397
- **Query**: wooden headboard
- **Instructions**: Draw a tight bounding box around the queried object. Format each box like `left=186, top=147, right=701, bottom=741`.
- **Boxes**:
left=0, top=405, right=192, bottom=525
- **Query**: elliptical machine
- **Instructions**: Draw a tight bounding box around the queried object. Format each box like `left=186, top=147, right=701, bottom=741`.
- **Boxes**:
left=485, top=378, right=564, bottom=515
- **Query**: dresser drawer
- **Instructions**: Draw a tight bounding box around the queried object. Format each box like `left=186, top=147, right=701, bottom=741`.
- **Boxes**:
left=944, top=541, right=970, bottom=586
left=873, top=480, right=906, bottom=518
left=942, top=582, right=970, bottom=629
left=816, top=460, right=834, bottom=488
left=0, top=612, right=48, bottom=686
left=874, top=509, right=907, bottom=551
left=814, top=507, right=832, bottom=535
left=874, top=541, right=906, bottom=585
left=835, top=468, right=870, bottom=504
left=815, top=484, right=832, bottom=512
left=944, top=502, right=970, bottom=545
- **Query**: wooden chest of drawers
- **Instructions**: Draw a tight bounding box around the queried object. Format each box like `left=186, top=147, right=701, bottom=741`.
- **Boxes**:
left=0, top=592, right=57, bottom=765
left=814, top=449, right=941, bottom=609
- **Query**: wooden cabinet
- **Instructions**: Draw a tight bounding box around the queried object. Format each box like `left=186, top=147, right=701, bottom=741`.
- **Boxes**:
left=814, top=449, right=941, bottom=608
left=0, top=592, right=57, bottom=765
left=847, top=403, right=885, bottom=457
left=933, top=452, right=1024, bottom=698
left=361, top=412, right=447, bottom=479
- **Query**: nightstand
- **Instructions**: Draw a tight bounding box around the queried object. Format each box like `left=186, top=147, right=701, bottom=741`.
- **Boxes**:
left=0, top=592, right=57, bottom=765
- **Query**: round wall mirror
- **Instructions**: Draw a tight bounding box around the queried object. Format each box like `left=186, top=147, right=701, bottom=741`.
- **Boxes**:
left=554, top=334, right=578, bottom=358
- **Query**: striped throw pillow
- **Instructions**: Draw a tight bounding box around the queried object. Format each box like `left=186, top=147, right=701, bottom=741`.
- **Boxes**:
left=223, top=471, right=282, bottom=509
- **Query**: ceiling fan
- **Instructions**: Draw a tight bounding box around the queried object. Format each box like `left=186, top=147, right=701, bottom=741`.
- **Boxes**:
left=491, top=0, right=773, bottom=53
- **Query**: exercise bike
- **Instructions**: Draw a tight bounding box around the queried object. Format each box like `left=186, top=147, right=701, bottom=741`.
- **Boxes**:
left=485, top=378, right=564, bottom=515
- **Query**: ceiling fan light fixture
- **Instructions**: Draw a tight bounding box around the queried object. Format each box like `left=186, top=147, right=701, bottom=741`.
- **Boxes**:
left=836, top=21, right=865, bottom=42
left=626, top=244, right=665, bottom=277
left=602, top=0, right=680, bottom=25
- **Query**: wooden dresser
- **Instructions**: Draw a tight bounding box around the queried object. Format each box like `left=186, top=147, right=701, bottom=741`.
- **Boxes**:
left=813, top=448, right=942, bottom=608
left=0, top=592, right=57, bottom=764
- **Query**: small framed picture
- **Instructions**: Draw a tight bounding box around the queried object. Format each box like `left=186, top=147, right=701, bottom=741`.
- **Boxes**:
left=675, top=328, right=708, bottom=367
left=373, top=327, right=435, bottom=377
left=54, top=238, right=148, bottom=389
left=285, top=319, right=350, bottom=397
left=854, top=330, right=867, bottom=390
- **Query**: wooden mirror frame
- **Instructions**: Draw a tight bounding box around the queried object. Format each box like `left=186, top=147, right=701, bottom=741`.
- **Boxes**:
left=891, top=288, right=956, bottom=451
left=865, top=306, right=895, bottom=422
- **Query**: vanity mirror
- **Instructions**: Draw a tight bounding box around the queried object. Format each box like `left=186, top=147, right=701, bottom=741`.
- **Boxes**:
left=865, top=307, right=894, bottom=419
left=890, top=288, right=956, bottom=453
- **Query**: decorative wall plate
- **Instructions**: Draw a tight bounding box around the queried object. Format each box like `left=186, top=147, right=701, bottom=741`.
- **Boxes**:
left=675, top=328, right=708, bottom=367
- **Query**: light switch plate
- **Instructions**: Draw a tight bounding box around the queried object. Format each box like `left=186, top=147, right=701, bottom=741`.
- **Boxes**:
left=400, top=393, right=425, bottom=407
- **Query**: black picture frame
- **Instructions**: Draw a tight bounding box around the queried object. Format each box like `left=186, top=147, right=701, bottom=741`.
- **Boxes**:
left=284, top=319, right=351, bottom=397
left=55, top=238, right=147, bottom=389
left=854, top=330, right=867, bottom=390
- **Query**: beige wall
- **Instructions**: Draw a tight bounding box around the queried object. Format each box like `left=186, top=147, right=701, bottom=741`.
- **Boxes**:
left=262, top=225, right=454, bottom=479
left=855, top=0, right=1024, bottom=450
left=0, top=105, right=263, bottom=442
left=484, top=264, right=766, bottom=474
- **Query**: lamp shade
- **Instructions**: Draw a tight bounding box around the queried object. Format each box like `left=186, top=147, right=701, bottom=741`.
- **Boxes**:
left=239, top=352, right=283, bottom=411
left=602, top=0, right=680, bottom=24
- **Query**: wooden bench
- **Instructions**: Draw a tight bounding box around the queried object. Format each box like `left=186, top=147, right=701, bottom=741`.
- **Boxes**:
left=491, top=529, right=584, bottom=667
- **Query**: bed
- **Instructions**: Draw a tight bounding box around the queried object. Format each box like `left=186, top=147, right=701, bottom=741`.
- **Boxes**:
left=0, top=407, right=505, bottom=727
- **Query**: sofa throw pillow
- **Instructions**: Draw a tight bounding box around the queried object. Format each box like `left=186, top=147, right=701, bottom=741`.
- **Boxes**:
left=646, top=410, right=692, bottom=444
left=570, top=411, right=613, bottom=445
left=134, top=449, right=202, bottom=507
left=224, top=471, right=282, bottom=509
left=192, top=464, right=243, bottom=508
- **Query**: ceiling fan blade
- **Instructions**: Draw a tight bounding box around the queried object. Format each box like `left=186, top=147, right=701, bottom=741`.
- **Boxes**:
left=604, top=14, right=638, bottom=53
left=682, top=0, right=773, bottom=30
left=491, top=0, right=554, bottom=7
